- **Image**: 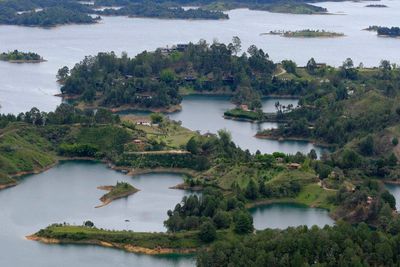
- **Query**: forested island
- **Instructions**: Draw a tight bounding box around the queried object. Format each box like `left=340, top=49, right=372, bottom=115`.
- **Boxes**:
left=58, top=38, right=312, bottom=112
left=365, top=26, right=400, bottom=37
left=95, top=0, right=328, bottom=15
left=0, top=50, right=45, bottom=63
left=0, top=1, right=100, bottom=27
left=0, top=0, right=330, bottom=27
left=266, top=29, right=345, bottom=38
left=96, top=181, right=139, bottom=208
left=96, top=3, right=229, bottom=20
left=365, top=4, right=388, bottom=8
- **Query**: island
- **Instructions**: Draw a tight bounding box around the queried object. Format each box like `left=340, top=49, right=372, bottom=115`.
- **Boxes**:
left=365, top=4, right=388, bottom=8
left=57, top=38, right=314, bottom=112
left=0, top=1, right=100, bottom=27
left=265, top=29, right=345, bottom=38
left=0, top=50, right=45, bottom=63
left=96, top=181, right=139, bottom=208
left=365, top=26, right=400, bottom=37
left=96, top=3, right=229, bottom=20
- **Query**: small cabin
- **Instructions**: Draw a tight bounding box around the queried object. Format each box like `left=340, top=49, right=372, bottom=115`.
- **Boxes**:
left=177, top=44, right=189, bottom=52
left=136, top=120, right=151, bottom=126
left=133, top=139, right=143, bottom=144
left=288, top=163, right=301, bottom=169
left=136, top=94, right=152, bottom=100
left=184, top=76, right=197, bottom=82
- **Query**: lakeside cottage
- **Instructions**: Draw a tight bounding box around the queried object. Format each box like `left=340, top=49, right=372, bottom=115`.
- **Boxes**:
left=288, top=163, right=301, bottom=169
left=136, top=120, right=151, bottom=126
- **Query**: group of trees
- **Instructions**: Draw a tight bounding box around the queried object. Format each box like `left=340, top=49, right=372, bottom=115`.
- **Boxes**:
left=60, top=39, right=314, bottom=110
left=164, top=187, right=254, bottom=241
left=197, top=221, right=400, bottom=266
left=97, top=3, right=228, bottom=20
left=376, top=26, right=400, bottom=37
left=0, top=0, right=99, bottom=27
left=0, top=50, right=42, bottom=61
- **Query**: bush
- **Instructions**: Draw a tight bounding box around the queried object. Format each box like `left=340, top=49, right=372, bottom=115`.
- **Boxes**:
left=198, top=221, right=217, bottom=243
left=392, top=137, right=398, bottom=146
left=234, top=211, right=253, bottom=234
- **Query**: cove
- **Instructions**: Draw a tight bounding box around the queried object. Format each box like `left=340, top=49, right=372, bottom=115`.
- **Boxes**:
left=250, top=202, right=334, bottom=230
left=168, top=95, right=327, bottom=156
left=0, top=161, right=195, bottom=267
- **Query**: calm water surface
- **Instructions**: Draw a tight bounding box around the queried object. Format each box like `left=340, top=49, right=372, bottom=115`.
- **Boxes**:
left=0, top=161, right=195, bottom=267
left=168, top=95, right=327, bottom=155
left=0, top=0, right=399, bottom=114
left=250, top=203, right=334, bottom=229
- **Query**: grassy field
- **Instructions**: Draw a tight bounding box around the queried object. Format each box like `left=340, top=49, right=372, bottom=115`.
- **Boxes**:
left=133, top=120, right=196, bottom=149
left=295, top=183, right=336, bottom=210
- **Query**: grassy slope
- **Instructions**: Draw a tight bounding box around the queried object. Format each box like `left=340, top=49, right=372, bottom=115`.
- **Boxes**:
left=0, top=123, right=56, bottom=185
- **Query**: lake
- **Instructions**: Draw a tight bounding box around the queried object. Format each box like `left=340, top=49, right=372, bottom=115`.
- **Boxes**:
left=250, top=202, right=334, bottom=230
left=0, top=161, right=195, bottom=267
left=0, top=0, right=399, bottom=114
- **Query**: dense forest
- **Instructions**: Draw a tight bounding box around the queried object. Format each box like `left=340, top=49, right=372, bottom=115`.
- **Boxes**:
left=198, top=221, right=400, bottom=266
left=60, top=39, right=320, bottom=111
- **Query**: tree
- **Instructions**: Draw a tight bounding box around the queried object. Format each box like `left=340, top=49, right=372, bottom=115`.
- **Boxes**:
left=229, top=36, right=241, bottom=55
left=94, top=108, right=114, bottom=124
left=392, top=137, right=398, bottom=146
left=84, top=220, right=94, bottom=227
left=199, top=221, right=217, bottom=243
left=213, top=211, right=231, bottom=229
left=245, top=179, right=258, bottom=200
left=57, top=66, right=69, bottom=82
left=359, top=135, right=374, bottom=156
left=282, top=60, right=297, bottom=74
left=150, top=113, right=163, bottom=124
left=306, top=58, right=317, bottom=74
left=234, top=211, right=253, bottom=234
left=186, top=137, right=199, bottom=154
left=308, top=149, right=317, bottom=160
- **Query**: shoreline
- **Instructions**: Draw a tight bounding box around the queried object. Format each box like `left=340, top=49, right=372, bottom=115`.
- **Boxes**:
left=128, top=167, right=198, bottom=177
left=26, top=235, right=196, bottom=255
left=57, top=97, right=182, bottom=113
left=255, top=133, right=334, bottom=148
left=384, top=180, right=400, bottom=185
left=0, top=59, right=46, bottom=63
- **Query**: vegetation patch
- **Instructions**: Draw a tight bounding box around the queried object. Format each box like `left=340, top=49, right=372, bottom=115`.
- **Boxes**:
left=96, top=181, right=139, bottom=208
